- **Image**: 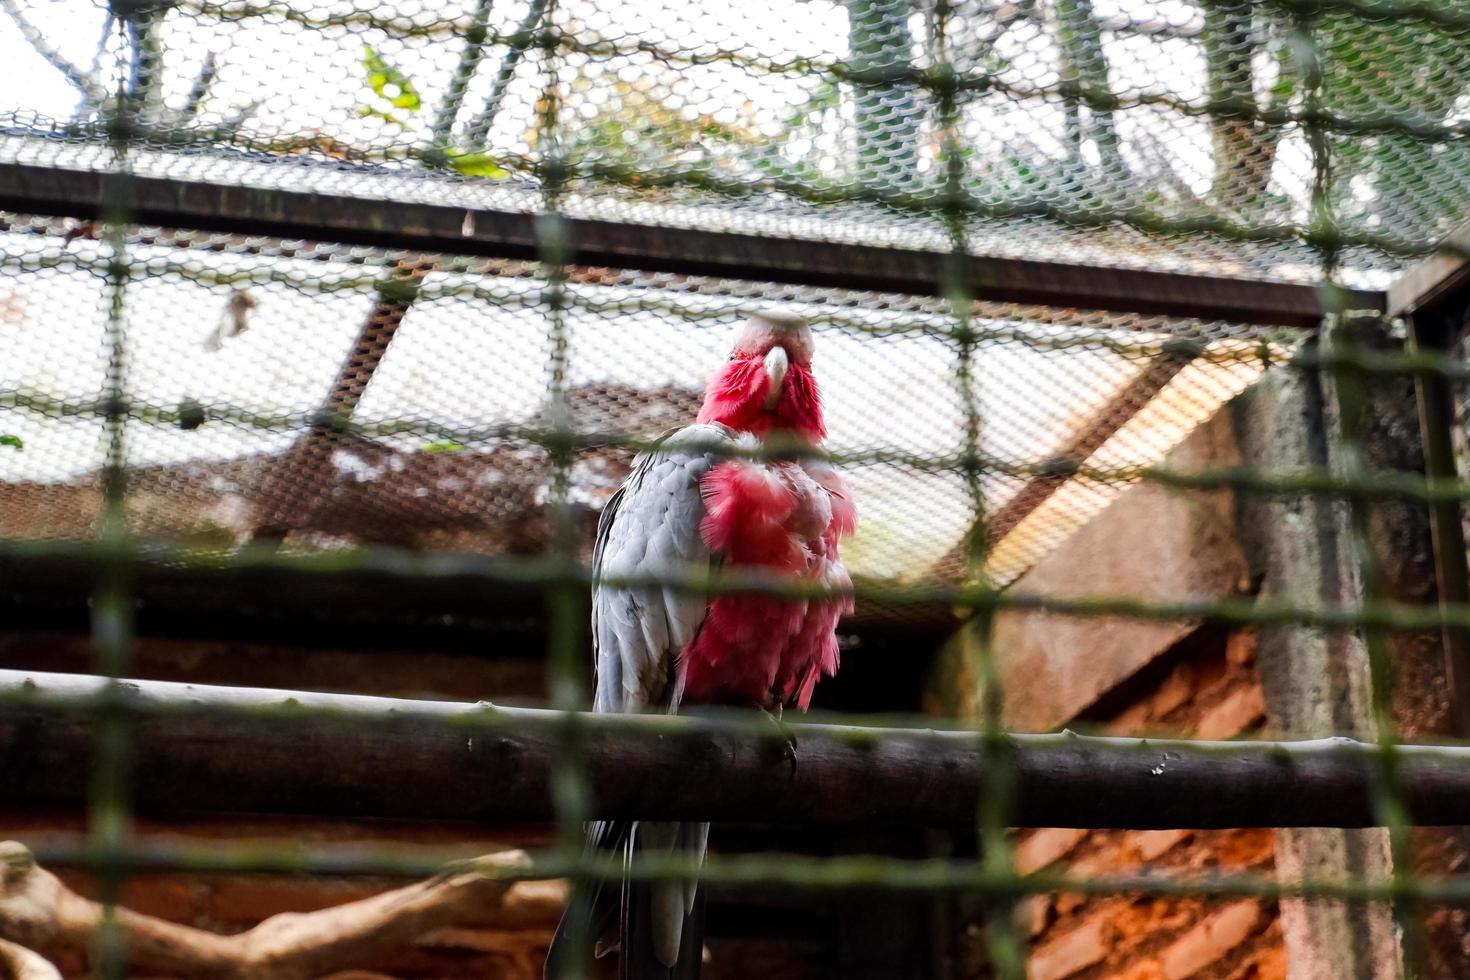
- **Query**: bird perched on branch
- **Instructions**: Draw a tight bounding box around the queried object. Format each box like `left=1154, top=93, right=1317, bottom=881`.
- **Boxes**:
left=545, top=311, right=857, bottom=979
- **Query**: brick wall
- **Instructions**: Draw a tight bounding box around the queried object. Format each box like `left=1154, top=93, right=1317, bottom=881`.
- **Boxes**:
left=966, top=628, right=1283, bottom=980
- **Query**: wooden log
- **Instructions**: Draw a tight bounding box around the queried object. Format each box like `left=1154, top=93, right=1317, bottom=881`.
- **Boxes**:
left=0, top=937, right=60, bottom=980
left=8, top=670, right=1470, bottom=829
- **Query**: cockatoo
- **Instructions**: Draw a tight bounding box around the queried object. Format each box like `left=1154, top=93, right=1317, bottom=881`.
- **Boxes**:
left=545, top=311, right=857, bottom=979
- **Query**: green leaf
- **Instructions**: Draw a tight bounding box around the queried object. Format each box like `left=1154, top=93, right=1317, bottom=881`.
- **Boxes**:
left=0, top=434, right=22, bottom=451
left=362, top=44, right=421, bottom=111
left=357, top=105, right=406, bottom=127
left=422, top=440, right=465, bottom=454
left=445, top=150, right=510, bottom=179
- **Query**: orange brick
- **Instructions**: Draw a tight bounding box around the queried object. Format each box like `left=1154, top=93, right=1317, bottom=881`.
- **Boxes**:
left=1160, top=901, right=1261, bottom=980
left=1195, top=686, right=1265, bottom=740
left=1068, top=846, right=1123, bottom=877
left=1133, top=829, right=1191, bottom=862
left=1053, top=891, right=1088, bottom=919
left=1150, top=664, right=1195, bottom=720
left=1249, top=946, right=1288, bottom=980
left=1106, top=700, right=1153, bottom=736
left=1016, top=828, right=1089, bottom=875
left=1051, top=851, right=1114, bottom=916
left=1028, top=917, right=1108, bottom=980
left=1105, top=963, right=1164, bottom=980
left=1016, top=894, right=1054, bottom=937
left=1225, top=631, right=1256, bottom=667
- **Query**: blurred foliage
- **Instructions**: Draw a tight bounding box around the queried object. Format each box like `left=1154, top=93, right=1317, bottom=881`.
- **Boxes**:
left=360, top=43, right=422, bottom=126
left=557, top=76, right=759, bottom=178
left=362, top=44, right=422, bottom=111
left=4, top=0, right=1469, bottom=252
left=445, top=149, right=510, bottom=178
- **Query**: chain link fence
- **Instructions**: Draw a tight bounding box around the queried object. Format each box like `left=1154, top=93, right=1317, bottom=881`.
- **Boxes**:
left=1, top=0, right=1470, bottom=976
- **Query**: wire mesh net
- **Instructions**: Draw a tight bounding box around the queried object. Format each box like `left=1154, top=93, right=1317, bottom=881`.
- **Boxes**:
left=0, top=211, right=1284, bottom=588
left=1, top=0, right=1466, bottom=279
left=1, top=0, right=1470, bottom=977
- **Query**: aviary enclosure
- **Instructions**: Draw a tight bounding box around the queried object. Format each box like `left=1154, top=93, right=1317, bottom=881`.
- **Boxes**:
left=0, top=0, right=1469, bottom=976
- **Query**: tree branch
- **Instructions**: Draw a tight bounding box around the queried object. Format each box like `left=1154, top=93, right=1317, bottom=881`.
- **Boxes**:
left=0, top=937, right=60, bottom=980
left=0, top=0, right=107, bottom=108
left=429, top=0, right=495, bottom=150
left=464, top=0, right=549, bottom=150
left=0, top=841, right=564, bottom=979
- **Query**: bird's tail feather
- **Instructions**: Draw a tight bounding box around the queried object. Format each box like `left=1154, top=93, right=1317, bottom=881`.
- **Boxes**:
left=544, top=820, right=707, bottom=980
left=545, top=820, right=627, bottom=980
left=621, top=821, right=708, bottom=980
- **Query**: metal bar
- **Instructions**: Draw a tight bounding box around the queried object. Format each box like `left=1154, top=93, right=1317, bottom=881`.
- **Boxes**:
left=0, top=162, right=1382, bottom=326
left=12, top=670, right=1470, bottom=829
left=929, top=347, right=1197, bottom=581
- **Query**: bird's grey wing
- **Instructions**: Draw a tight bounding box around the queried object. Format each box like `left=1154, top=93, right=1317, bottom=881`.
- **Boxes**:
left=591, top=422, right=734, bottom=714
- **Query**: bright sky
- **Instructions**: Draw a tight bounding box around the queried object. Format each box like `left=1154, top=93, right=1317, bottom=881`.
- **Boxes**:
left=0, top=0, right=1307, bottom=581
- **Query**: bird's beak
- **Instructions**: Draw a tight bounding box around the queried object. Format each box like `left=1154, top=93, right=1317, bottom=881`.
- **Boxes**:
left=762, top=346, right=788, bottom=410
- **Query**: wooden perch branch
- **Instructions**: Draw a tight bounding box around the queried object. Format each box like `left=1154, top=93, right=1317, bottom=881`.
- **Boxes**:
left=0, top=841, right=564, bottom=980
left=11, top=670, right=1470, bottom=829
left=0, top=936, right=60, bottom=980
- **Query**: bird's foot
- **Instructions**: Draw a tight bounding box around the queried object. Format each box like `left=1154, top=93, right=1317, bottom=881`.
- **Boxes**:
left=756, top=703, right=798, bottom=778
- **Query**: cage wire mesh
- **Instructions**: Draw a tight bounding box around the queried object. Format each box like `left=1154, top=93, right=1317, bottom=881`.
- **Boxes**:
left=1, top=0, right=1470, bottom=977
left=0, top=216, right=1281, bottom=586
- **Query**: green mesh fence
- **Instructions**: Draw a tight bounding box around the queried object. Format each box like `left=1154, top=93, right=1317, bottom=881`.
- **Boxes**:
left=0, top=0, right=1469, bottom=976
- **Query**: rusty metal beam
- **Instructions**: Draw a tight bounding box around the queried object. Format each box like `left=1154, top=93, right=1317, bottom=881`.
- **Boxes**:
left=930, top=348, right=1197, bottom=581
left=249, top=259, right=430, bottom=541
left=0, top=161, right=1382, bottom=326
